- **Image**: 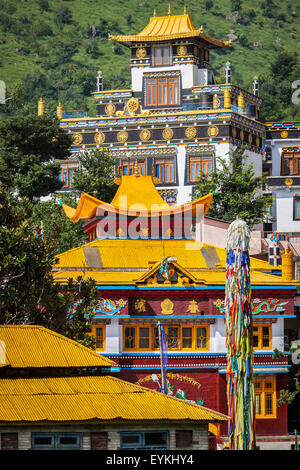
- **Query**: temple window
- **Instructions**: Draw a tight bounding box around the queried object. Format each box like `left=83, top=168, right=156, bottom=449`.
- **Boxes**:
left=282, top=152, right=300, bottom=176
left=189, top=156, right=214, bottom=182
left=293, top=196, right=300, bottom=220
left=59, top=164, right=78, bottom=188
left=120, top=431, right=168, bottom=449
left=91, top=325, right=106, bottom=351
left=120, top=160, right=145, bottom=176
left=146, top=76, right=179, bottom=106
left=252, top=323, right=272, bottom=350
left=153, top=45, right=171, bottom=66
left=154, top=159, right=175, bottom=183
left=254, top=377, right=276, bottom=419
left=123, top=324, right=209, bottom=351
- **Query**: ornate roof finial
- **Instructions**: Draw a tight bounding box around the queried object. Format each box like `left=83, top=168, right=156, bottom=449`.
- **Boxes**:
left=153, top=8, right=156, bottom=17
left=184, top=5, right=187, bottom=14
left=134, top=159, right=139, bottom=176
left=168, top=3, right=171, bottom=15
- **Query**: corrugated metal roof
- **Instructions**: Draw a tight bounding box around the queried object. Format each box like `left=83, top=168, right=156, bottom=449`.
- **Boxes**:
left=0, top=376, right=228, bottom=423
left=0, top=326, right=114, bottom=368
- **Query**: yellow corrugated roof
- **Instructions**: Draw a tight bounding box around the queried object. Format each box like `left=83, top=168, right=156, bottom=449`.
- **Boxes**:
left=0, top=376, right=228, bottom=423
left=108, top=14, right=230, bottom=47
left=0, top=326, right=114, bottom=368
left=53, top=239, right=292, bottom=286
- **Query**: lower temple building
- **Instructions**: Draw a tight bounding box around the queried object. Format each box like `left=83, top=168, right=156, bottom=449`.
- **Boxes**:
left=0, top=325, right=227, bottom=450
left=53, top=172, right=300, bottom=450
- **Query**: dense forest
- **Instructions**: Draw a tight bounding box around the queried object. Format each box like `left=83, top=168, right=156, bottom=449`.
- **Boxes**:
left=0, top=0, right=299, bottom=121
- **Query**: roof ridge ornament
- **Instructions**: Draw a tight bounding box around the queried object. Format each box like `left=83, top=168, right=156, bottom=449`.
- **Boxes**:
left=168, top=4, right=171, bottom=15
left=153, top=8, right=156, bottom=17
left=184, top=5, right=187, bottom=14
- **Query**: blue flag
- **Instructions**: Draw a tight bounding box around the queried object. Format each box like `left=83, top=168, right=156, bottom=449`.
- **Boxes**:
left=158, top=322, right=168, bottom=394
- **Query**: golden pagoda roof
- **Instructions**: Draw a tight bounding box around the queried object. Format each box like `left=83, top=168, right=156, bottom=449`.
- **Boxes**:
left=52, top=239, right=297, bottom=287
left=108, top=13, right=231, bottom=47
left=62, top=174, right=213, bottom=221
left=0, top=325, right=114, bottom=368
left=0, top=375, right=228, bottom=423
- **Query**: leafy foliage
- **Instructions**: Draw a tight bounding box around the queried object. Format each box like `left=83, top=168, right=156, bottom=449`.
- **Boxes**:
left=193, top=146, right=271, bottom=228
left=0, top=114, right=72, bottom=200
left=0, top=187, right=97, bottom=345
left=73, top=149, right=116, bottom=202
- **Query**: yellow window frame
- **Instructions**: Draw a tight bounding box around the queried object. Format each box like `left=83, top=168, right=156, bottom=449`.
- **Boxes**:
left=253, top=322, right=272, bottom=351
left=254, top=376, right=276, bottom=419
left=91, top=325, right=106, bottom=351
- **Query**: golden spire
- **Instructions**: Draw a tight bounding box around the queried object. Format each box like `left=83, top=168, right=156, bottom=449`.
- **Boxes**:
left=134, top=159, right=139, bottom=176
left=57, top=103, right=63, bottom=120
left=184, top=5, right=187, bottom=14
left=224, top=88, right=231, bottom=110
left=153, top=8, right=156, bottom=17
left=238, top=92, right=245, bottom=110
left=38, top=97, right=45, bottom=116
left=168, top=4, right=171, bottom=15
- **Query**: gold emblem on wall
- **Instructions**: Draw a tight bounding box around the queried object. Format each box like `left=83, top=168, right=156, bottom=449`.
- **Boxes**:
left=136, top=47, right=147, bottom=59
left=126, top=97, right=139, bottom=115
left=140, top=129, right=151, bottom=142
left=94, top=131, right=105, bottom=144
left=185, top=127, right=197, bottom=138
left=281, top=130, right=288, bottom=139
left=186, top=300, right=200, bottom=314
left=161, top=298, right=174, bottom=315
left=117, top=130, right=128, bottom=143
left=232, top=127, right=237, bottom=138
left=248, top=133, right=253, bottom=144
left=193, top=46, right=198, bottom=57
left=256, top=136, right=260, bottom=146
left=135, top=298, right=146, bottom=313
left=240, top=129, right=245, bottom=141
left=207, top=125, right=219, bottom=138
left=72, top=133, right=83, bottom=145
left=177, top=45, right=187, bottom=56
left=105, top=103, right=116, bottom=116
left=162, top=127, right=174, bottom=140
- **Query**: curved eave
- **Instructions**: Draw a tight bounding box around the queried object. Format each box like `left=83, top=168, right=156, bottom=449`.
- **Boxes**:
left=63, top=193, right=213, bottom=222
left=108, top=32, right=231, bottom=48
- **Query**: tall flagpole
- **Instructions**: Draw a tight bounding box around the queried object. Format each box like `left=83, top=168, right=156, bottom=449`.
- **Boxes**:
left=225, top=218, right=255, bottom=450
left=158, top=321, right=168, bottom=394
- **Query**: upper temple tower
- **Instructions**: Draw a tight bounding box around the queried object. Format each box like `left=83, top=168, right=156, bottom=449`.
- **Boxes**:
left=108, top=9, right=231, bottom=109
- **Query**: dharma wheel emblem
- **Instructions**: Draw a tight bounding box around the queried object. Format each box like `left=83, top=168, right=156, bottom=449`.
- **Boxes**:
left=105, top=103, right=116, bottom=116
left=177, top=45, right=187, bottom=56
left=162, top=127, right=174, bottom=140
left=185, top=127, right=197, bottom=138
left=161, top=298, right=174, bottom=315
left=72, top=133, right=83, bottom=145
left=140, top=129, right=151, bottom=142
left=126, top=97, right=139, bottom=114
left=94, top=132, right=105, bottom=144
left=281, top=130, right=288, bottom=139
left=207, top=125, right=219, bottom=138
left=136, top=47, right=147, bottom=59
left=117, top=130, right=128, bottom=143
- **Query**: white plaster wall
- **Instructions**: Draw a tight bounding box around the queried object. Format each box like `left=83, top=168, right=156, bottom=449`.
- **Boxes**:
left=275, top=189, right=300, bottom=232
left=105, top=318, right=121, bottom=354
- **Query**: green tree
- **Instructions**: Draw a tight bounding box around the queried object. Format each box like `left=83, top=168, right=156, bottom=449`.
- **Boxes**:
left=0, top=187, right=97, bottom=346
left=193, top=146, right=271, bottom=228
left=73, top=149, right=116, bottom=202
left=0, top=115, right=72, bottom=200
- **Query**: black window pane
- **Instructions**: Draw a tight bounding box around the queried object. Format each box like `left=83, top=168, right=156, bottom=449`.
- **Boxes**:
left=145, top=432, right=167, bottom=446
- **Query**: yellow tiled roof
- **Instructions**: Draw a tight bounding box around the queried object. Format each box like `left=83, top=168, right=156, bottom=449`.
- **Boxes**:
left=108, top=13, right=230, bottom=47
left=0, top=376, right=228, bottom=423
left=53, top=239, right=293, bottom=286
left=62, top=176, right=213, bottom=222
left=0, top=325, right=114, bottom=368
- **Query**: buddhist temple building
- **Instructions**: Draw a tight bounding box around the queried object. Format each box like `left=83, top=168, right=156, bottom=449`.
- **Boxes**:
left=0, top=325, right=228, bottom=450
left=55, top=8, right=264, bottom=206
left=53, top=171, right=300, bottom=450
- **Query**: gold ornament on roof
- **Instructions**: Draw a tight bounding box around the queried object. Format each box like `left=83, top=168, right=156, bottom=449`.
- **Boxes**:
left=140, top=129, right=151, bottom=142
left=161, top=298, right=174, bottom=315
left=281, top=130, right=288, bottom=138
left=177, top=45, right=187, bottom=56
left=117, top=130, right=128, bottom=143
left=94, top=132, right=105, bottom=144
left=162, top=127, right=174, bottom=140
left=185, top=127, right=197, bottom=138
left=136, top=47, right=147, bottom=59
left=207, top=125, right=219, bottom=138
left=38, top=97, right=45, bottom=116
left=72, top=133, right=83, bottom=145
left=126, top=97, right=139, bottom=115
left=105, top=103, right=116, bottom=116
